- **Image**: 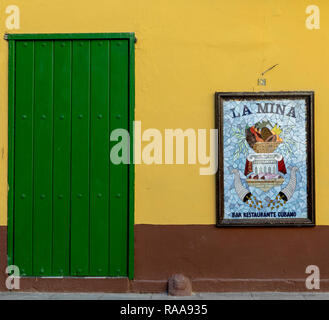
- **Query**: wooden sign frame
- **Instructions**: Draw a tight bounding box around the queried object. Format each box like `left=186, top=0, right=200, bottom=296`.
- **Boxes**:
left=215, top=92, right=315, bottom=227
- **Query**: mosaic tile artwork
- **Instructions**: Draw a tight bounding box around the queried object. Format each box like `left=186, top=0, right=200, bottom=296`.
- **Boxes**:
left=222, top=98, right=308, bottom=220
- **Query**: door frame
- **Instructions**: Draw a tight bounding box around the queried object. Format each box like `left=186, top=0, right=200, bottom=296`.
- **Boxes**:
left=6, top=33, right=135, bottom=279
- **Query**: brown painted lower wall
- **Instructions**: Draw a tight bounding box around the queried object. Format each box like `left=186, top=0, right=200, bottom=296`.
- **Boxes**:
left=134, top=224, right=329, bottom=292
left=1, top=224, right=329, bottom=292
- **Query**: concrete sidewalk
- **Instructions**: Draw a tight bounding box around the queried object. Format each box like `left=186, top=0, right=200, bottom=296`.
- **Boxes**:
left=0, top=292, right=328, bottom=300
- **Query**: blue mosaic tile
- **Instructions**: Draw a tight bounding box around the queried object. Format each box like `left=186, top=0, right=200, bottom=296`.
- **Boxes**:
left=222, top=99, right=308, bottom=219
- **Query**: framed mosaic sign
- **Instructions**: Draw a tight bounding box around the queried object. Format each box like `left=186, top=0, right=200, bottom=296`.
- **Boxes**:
left=215, top=92, right=315, bottom=227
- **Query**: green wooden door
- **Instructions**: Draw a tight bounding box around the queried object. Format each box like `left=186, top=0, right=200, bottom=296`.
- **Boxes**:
left=7, top=33, right=135, bottom=278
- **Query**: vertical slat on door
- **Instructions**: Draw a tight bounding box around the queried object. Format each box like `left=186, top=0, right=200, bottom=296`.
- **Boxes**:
left=52, top=40, right=72, bottom=276
left=7, top=40, right=15, bottom=267
left=109, top=40, right=129, bottom=276
left=33, top=40, right=54, bottom=276
left=71, top=40, right=90, bottom=276
left=89, top=40, right=110, bottom=275
left=14, top=41, right=34, bottom=276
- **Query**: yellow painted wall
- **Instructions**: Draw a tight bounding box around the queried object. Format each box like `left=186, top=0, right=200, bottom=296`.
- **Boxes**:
left=0, top=0, right=328, bottom=225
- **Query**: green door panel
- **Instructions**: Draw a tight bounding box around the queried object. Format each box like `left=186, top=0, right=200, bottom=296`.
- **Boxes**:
left=8, top=34, right=135, bottom=278
left=52, top=40, right=72, bottom=276
left=33, top=40, right=54, bottom=276
left=70, top=40, right=91, bottom=276
left=13, top=41, right=34, bottom=276
left=89, top=40, right=110, bottom=276
left=109, top=40, right=129, bottom=277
